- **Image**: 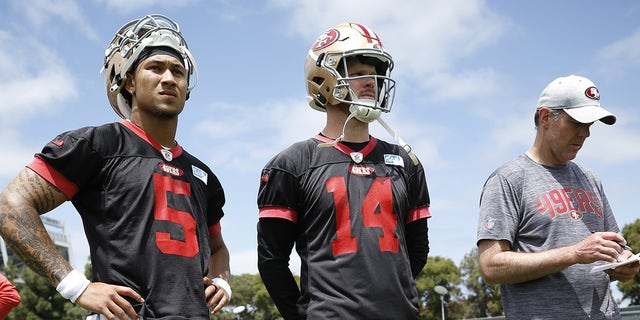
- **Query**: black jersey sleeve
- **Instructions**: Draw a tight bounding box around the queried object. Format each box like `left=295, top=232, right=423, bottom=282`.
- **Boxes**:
left=406, top=219, right=429, bottom=278
left=35, top=126, right=105, bottom=191
left=257, top=218, right=302, bottom=320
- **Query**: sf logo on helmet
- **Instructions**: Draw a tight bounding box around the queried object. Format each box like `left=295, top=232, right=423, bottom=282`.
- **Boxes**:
left=584, top=86, right=600, bottom=100
left=311, top=29, right=339, bottom=51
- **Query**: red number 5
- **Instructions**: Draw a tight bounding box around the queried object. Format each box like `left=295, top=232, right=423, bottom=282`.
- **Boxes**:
left=326, top=176, right=399, bottom=256
left=153, top=173, right=198, bottom=257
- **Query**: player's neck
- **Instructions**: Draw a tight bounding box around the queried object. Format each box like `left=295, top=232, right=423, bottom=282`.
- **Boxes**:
left=323, top=111, right=370, bottom=142
left=128, top=114, right=178, bottom=148
left=525, top=147, right=568, bottom=167
left=321, top=125, right=369, bottom=143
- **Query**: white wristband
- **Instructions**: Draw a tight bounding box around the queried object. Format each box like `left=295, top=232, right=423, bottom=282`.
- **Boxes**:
left=56, top=270, right=90, bottom=303
left=212, top=277, right=232, bottom=300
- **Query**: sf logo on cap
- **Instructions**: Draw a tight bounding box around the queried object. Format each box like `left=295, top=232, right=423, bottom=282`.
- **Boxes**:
left=585, top=86, right=600, bottom=100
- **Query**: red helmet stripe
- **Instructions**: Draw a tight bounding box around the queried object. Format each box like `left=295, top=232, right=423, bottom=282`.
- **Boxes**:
left=352, top=23, right=383, bottom=47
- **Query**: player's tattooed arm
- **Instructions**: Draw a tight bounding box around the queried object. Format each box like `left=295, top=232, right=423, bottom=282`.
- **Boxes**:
left=0, top=167, right=72, bottom=285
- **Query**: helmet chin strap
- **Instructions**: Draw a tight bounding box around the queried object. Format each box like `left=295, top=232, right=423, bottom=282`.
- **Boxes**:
left=317, top=110, right=358, bottom=148
left=317, top=100, right=380, bottom=148
left=318, top=103, right=420, bottom=166
left=349, top=101, right=382, bottom=123
left=376, top=116, right=419, bottom=165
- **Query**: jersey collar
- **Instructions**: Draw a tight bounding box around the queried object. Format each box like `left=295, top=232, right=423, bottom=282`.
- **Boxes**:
left=313, top=134, right=378, bottom=159
left=120, top=120, right=184, bottom=160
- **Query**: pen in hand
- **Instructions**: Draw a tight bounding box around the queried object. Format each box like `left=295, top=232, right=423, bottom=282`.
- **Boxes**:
left=590, top=230, right=633, bottom=252
left=618, top=242, right=633, bottom=252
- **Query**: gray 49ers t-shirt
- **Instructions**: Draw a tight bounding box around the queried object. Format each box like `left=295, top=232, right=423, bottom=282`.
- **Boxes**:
left=477, top=154, right=620, bottom=320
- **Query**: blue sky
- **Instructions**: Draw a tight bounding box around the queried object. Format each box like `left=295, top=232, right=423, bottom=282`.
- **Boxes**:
left=1, top=0, right=640, bottom=299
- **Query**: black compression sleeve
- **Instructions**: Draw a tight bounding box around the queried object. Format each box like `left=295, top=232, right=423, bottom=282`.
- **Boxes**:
left=257, top=218, right=302, bottom=320
left=406, top=219, right=429, bottom=278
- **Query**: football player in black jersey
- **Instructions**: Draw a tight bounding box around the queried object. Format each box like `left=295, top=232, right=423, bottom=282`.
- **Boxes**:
left=0, top=14, right=230, bottom=319
left=257, top=22, right=431, bottom=319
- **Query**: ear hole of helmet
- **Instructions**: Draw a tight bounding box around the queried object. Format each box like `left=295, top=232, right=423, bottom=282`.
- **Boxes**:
left=310, top=77, right=332, bottom=106
left=119, top=72, right=134, bottom=106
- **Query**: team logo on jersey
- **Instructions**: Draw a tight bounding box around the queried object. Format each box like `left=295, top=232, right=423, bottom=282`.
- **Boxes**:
left=192, top=165, right=208, bottom=185
left=349, top=164, right=375, bottom=176
left=158, top=163, right=183, bottom=176
left=384, top=154, right=404, bottom=167
left=350, top=152, right=363, bottom=163
left=160, top=149, right=173, bottom=161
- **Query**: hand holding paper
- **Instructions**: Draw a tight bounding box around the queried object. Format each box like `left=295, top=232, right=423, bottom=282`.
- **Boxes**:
left=591, top=253, right=640, bottom=273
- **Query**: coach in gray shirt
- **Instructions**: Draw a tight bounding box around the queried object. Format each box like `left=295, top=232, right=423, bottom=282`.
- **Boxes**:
left=477, top=74, right=639, bottom=319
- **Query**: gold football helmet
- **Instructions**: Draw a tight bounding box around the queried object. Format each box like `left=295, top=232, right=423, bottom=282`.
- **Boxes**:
left=305, top=22, right=396, bottom=122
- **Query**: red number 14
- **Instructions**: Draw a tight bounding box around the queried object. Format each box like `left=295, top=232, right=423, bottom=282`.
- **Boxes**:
left=326, top=176, right=399, bottom=256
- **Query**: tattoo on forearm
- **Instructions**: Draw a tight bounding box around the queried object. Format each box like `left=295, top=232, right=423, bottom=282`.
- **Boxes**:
left=0, top=170, right=71, bottom=284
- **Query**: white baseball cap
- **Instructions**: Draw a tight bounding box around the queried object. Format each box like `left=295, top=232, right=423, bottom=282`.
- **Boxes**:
left=536, top=74, right=616, bottom=125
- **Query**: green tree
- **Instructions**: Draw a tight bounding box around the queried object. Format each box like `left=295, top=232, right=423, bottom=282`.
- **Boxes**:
left=212, top=273, right=286, bottom=320
left=618, top=219, right=640, bottom=305
left=459, top=247, right=502, bottom=318
left=5, top=258, right=88, bottom=320
left=7, top=266, right=71, bottom=320
left=415, top=255, right=463, bottom=319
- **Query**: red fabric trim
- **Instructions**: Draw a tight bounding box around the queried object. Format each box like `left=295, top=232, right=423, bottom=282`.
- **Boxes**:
left=313, top=134, right=378, bottom=160
left=406, top=206, right=431, bottom=223
left=209, top=222, right=221, bottom=237
left=26, top=158, right=78, bottom=199
left=120, top=120, right=183, bottom=158
left=259, top=206, right=298, bottom=223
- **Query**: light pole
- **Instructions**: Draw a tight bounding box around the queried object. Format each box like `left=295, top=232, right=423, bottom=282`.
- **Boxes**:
left=434, top=285, right=448, bottom=320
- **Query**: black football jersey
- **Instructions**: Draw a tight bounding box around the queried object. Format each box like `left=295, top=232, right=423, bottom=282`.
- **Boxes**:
left=258, top=134, right=430, bottom=319
left=28, top=120, right=225, bottom=319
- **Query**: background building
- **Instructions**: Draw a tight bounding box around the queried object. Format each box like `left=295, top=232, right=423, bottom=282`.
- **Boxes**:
left=0, top=216, right=73, bottom=270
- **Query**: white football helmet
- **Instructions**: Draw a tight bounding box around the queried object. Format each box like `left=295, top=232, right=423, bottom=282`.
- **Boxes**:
left=305, top=22, right=396, bottom=122
left=102, top=14, right=198, bottom=119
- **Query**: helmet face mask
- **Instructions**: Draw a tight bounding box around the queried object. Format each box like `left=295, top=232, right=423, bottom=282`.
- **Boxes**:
left=305, top=23, right=396, bottom=117
left=332, top=52, right=395, bottom=114
left=102, top=14, right=198, bottom=119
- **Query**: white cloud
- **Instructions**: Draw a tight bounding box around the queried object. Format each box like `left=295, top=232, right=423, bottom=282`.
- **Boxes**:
left=0, top=32, right=77, bottom=123
left=8, top=0, right=98, bottom=40
left=230, top=248, right=300, bottom=276
left=423, top=69, right=504, bottom=102
left=580, top=116, right=640, bottom=165
left=273, top=0, right=509, bottom=75
left=94, top=0, right=199, bottom=14
left=0, top=30, right=77, bottom=180
left=596, top=27, right=640, bottom=75
left=0, top=126, right=38, bottom=176
left=188, top=98, right=324, bottom=172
